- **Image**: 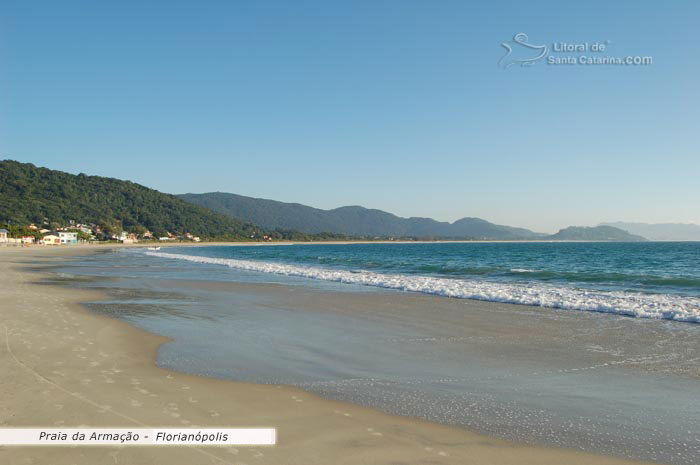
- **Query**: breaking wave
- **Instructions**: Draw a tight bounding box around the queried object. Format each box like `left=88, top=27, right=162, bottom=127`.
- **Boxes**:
left=145, top=251, right=700, bottom=323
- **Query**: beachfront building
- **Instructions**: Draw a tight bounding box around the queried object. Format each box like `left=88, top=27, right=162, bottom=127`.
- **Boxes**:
left=114, top=231, right=138, bottom=244
left=21, top=236, right=35, bottom=245
left=42, top=235, right=61, bottom=245
left=0, top=229, right=8, bottom=243
left=58, top=231, right=78, bottom=245
left=183, top=232, right=201, bottom=242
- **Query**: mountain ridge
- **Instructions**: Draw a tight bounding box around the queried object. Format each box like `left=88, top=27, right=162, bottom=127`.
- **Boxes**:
left=178, top=192, right=546, bottom=240
left=601, top=222, right=700, bottom=241
left=0, top=160, right=259, bottom=239
left=548, top=225, right=647, bottom=241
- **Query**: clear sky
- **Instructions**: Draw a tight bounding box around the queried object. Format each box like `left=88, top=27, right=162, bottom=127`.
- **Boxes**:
left=1, top=1, right=698, bottom=232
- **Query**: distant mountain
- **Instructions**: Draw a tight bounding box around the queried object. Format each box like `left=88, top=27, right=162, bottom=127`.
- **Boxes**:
left=546, top=225, right=647, bottom=241
left=601, top=222, right=700, bottom=241
left=0, top=160, right=258, bottom=239
left=178, top=192, right=545, bottom=240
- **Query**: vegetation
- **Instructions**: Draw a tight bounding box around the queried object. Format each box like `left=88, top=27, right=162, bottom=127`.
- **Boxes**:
left=0, top=160, right=260, bottom=240
left=178, top=192, right=546, bottom=240
left=2, top=160, right=647, bottom=243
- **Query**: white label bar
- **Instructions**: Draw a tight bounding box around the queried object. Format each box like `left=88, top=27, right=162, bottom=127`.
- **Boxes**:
left=0, top=428, right=276, bottom=446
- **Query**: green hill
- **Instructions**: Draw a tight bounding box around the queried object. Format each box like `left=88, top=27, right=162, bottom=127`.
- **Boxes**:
left=546, top=225, right=647, bottom=241
left=178, top=192, right=545, bottom=239
left=0, top=160, right=258, bottom=239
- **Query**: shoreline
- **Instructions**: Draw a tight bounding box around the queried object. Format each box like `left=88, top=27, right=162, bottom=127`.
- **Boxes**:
left=0, top=246, right=657, bottom=464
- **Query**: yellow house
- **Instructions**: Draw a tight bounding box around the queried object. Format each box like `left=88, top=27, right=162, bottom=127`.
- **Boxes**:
left=42, top=235, right=61, bottom=245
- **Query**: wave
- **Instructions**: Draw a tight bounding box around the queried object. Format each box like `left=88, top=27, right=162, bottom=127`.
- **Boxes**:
left=144, top=251, right=700, bottom=323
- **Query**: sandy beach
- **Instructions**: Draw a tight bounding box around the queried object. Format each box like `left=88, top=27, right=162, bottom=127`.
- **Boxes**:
left=0, top=245, right=657, bottom=465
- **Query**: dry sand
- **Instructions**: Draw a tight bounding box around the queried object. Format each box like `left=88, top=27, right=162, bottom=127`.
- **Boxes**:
left=0, top=245, right=653, bottom=464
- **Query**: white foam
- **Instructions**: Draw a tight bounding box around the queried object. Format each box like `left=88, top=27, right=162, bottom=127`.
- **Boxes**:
left=144, top=251, right=700, bottom=323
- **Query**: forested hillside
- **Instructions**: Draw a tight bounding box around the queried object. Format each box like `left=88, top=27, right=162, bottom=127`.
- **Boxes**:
left=0, top=160, right=258, bottom=239
left=179, top=192, right=545, bottom=239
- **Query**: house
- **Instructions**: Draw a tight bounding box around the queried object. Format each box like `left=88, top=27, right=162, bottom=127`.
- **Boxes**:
left=21, top=236, right=36, bottom=245
left=58, top=231, right=78, bottom=245
left=42, top=235, right=61, bottom=245
left=0, top=228, right=8, bottom=244
left=114, top=231, right=138, bottom=244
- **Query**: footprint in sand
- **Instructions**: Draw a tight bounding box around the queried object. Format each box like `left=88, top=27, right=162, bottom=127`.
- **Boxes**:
left=188, top=397, right=198, bottom=404
left=130, top=399, right=142, bottom=408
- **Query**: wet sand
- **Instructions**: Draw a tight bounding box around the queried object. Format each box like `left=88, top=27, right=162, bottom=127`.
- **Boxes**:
left=0, top=246, right=657, bottom=464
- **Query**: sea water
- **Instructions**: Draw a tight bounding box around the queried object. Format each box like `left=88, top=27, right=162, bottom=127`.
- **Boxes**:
left=146, top=242, right=700, bottom=322
left=58, top=242, right=700, bottom=464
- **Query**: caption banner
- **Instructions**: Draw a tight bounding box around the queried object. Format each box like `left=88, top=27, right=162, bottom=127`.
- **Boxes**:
left=0, top=428, right=276, bottom=446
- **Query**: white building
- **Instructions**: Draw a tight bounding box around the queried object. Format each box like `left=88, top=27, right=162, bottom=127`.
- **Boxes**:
left=58, top=232, right=78, bottom=245
left=0, top=229, right=8, bottom=243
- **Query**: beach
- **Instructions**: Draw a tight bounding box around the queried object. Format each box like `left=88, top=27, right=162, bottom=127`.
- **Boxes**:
left=0, top=245, right=674, bottom=464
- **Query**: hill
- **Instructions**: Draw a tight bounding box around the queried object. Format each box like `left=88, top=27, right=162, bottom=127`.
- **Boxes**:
left=546, top=225, right=647, bottom=241
left=0, top=160, right=259, bottom=239
left=601, top=222, right=700, bottom=241
left=178, top=192, right=545, bottom=240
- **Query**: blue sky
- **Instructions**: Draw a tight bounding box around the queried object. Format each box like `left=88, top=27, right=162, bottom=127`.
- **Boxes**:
left=1, top=1, right=698, bottom=232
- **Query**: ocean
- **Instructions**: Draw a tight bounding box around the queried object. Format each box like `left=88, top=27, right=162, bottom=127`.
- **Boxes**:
left=57, top=242, right=700, bottom=465
left=146, top=242, right=700, bottom=322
